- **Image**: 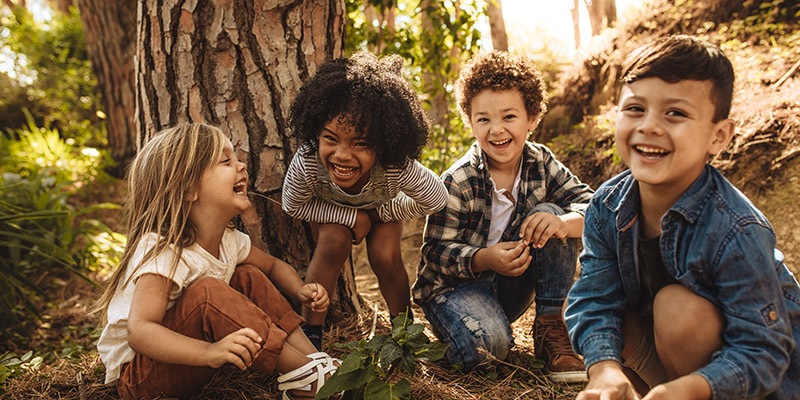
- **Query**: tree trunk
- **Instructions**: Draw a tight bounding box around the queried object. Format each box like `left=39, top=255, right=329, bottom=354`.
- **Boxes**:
left=584, top=0, right=605, bottom=36
left=420, top=0, right=458, bottom=131
left=486, top=0, right=508, bottom=52
left=134, top=0, right=362, bottom=319
left=571, top=0, right=581, bottom=48
left=604, top=0, right=616, bottom=27
left=77, top=0, right=137, bottom=175
left=364, top=2, right=395, bottom=53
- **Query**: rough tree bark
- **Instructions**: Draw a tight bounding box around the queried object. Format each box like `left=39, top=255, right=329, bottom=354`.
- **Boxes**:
left=77, top=0, right=138, bottom=174
left=486, top=0, right=508, bottom=52
left=134, top=0, right=363, bottom=319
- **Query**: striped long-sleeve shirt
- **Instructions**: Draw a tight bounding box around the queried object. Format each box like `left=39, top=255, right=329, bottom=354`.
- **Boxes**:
left=412, top=141, right=594, bottom=305
left=282, top=144, right=447, bottom=228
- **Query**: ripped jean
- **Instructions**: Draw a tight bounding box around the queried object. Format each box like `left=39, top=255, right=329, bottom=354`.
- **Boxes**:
left=421, top=203, right=579, bottom=369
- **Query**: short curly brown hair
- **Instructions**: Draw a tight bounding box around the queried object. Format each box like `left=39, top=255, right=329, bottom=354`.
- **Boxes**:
left=288, top=52, right=430, bottom=168
left=455, top=51, right=547, bottom=125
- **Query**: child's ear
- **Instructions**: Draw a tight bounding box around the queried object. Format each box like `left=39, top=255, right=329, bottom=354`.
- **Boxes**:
left=527, top=113, right=541, bottom=132
left=187, top=190, right=199, bottom=203
left=708, top=118, right=735, bottom=155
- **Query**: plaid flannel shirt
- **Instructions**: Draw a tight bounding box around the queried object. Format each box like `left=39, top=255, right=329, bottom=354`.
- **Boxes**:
left=412, top=141, right=594, bottom=305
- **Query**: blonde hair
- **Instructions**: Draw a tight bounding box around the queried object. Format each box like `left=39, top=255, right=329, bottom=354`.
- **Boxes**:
left=94, top=123, right=226, bottom=322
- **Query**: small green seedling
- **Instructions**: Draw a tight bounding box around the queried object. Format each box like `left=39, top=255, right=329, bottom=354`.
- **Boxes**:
left=315, top=312, right=448, bottom=400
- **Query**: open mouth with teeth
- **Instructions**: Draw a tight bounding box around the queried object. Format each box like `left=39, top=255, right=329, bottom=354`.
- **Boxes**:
left=233, top=180, right=247, bottom=195
left=489, top=138, right=512, bottom=148
left=633, top=144, right=670, bottom=159
left=332, top=164, right=358, bottom=177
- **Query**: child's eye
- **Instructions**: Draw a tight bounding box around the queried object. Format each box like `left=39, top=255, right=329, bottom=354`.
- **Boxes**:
left=622, top=105, right=644, bottom=113
left=666, top=109, right=688, bottom=117
left=355, top=141, right=369, bottom=148
left=322, top=134, right=336, bottom=142
left=504, top=114, right=517, bottom=120
left=476, top=117, right=489, bottom=123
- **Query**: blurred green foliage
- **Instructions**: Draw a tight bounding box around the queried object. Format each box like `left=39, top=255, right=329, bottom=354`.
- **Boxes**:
left=0, top=5, right=105, bottom=146
left=0, top=119, right=122, bottom=327
left=344, top=0, right=571, bottom=174
left=345, top=0, right=483, bottom=174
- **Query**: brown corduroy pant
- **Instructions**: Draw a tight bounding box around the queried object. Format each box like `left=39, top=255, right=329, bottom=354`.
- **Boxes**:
left=116, top=264, right=305, bottom=399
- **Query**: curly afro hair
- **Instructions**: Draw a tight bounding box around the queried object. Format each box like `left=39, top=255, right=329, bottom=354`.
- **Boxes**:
left=455, top=51, right=547, bottom=125
left=288, top=52, right=430, bottom=168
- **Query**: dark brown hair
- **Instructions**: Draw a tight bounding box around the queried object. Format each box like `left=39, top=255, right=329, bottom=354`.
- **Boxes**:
left=455, top=51, right=547, bottom=124
left=621, top=35, right=734, bottom=122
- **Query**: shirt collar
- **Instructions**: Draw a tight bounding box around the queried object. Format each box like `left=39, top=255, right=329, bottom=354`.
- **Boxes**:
left=609, top=165, right=713, bottom=230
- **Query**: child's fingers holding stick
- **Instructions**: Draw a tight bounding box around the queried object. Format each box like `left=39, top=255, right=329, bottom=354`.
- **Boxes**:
left=206, top=328, right=263, bottom=370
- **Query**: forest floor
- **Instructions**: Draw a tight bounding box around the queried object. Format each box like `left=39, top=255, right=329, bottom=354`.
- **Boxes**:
left=2, top=212, right=582, bottom=400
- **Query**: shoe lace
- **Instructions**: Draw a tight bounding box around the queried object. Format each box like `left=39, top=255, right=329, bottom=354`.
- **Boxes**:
left=537, top=319, right=574, bottom=356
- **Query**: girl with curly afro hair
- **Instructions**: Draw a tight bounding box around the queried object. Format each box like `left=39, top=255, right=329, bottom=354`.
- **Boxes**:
left=281, top=52, right=447, bottom=348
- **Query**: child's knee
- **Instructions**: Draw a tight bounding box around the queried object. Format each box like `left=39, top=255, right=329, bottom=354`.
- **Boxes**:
left=315, top=224, right=353, bottom=255
left=532, top=202, right=567, bottom=216
left=653, top=284, right=724, bottom=346
left=366, top=235, right=403, bottom=274
left=446, top=316, right=514, bottom=367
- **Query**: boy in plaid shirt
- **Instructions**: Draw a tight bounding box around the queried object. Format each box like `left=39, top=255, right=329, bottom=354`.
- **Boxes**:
left=413, top=52, right=593, bottom=382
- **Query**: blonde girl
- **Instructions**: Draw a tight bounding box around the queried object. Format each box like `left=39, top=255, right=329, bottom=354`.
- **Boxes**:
left=96, top=124, right=338, bottom=400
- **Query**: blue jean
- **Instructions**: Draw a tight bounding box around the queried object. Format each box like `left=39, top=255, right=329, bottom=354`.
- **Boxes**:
left=422, top=203, right=579, bottom=369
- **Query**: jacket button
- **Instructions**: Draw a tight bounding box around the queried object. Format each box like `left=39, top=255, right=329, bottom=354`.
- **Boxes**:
left=769, top=310, right=778, bottom=321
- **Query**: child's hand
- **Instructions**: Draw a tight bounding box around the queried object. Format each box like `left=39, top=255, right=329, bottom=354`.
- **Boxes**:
left=577, top=361, right=640, bottom=400
left=205, top=327, right=263, bottom=370
left=520, top=212, right=570, bottom=248
left=352, top=210, right=373, bottom=244
left=473, top=240, right=531, bottom=275
left=297, top=282, right=330, bottom=313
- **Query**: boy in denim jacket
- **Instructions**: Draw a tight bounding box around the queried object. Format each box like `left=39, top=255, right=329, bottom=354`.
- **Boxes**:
left=565, top=35, right=800, bottom=399
left=413, top=52, right=594, bottom=383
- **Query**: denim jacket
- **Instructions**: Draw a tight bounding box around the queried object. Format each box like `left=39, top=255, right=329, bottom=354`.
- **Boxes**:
left=565, top=165, right=800, bottom=400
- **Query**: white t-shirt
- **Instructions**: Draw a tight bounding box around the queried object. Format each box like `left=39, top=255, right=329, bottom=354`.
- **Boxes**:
left=97, top=228, right=251, bottom=384
left=487, top=168, right=522, bottom=246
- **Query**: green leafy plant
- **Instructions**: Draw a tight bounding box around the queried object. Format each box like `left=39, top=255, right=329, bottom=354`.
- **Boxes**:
left=0, top=351, right=43, bottom=388
left=316, top=312, right=449, bottom=399
left=0, top=168, right=120, bottom=325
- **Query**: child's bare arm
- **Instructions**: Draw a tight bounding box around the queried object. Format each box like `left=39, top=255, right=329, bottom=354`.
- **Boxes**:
left=642, top=375, right=711, bottom=400
left=242, top=247, right=329, bottom=312
left=127, top=274, right=262, bottom=370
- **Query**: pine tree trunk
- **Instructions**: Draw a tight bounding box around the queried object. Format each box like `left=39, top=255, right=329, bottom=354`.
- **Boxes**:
left=134, top=0, right=362, bottom=319
left=584, top=0, right=605, bottom=36
left=571, top=0, right=581, bottom=48
left=486, top=0, right=508, bottom=52
left=77, top=0, right=137, bottom=174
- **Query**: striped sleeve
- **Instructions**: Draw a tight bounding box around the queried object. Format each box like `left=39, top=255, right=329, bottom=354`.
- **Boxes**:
left=281, top=148, right=358, bottom=228
left=376, top=161, right=447, bottom=222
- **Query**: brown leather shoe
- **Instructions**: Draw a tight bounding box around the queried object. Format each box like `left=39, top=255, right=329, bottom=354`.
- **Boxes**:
left=533, top=314, right=588, bottom=383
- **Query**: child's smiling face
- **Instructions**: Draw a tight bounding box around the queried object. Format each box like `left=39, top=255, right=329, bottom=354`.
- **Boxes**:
left=615, top=77, right=734, bottom=193
left=468, top=89, right=538, bottom=172
left=191, top=136, right=250, bottom=222
left=318, top=115, right=376, bottom=194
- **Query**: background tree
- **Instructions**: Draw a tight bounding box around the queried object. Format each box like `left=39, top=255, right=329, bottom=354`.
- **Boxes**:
left=134, top=0, right=363, bottom=318
left=486, top=0, right=508, bottom=51
left=584, top=0, right=616, bottom=35
left=77, top=0, right=137, bottom=174
left=571, top=0, right=581, bottom=48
